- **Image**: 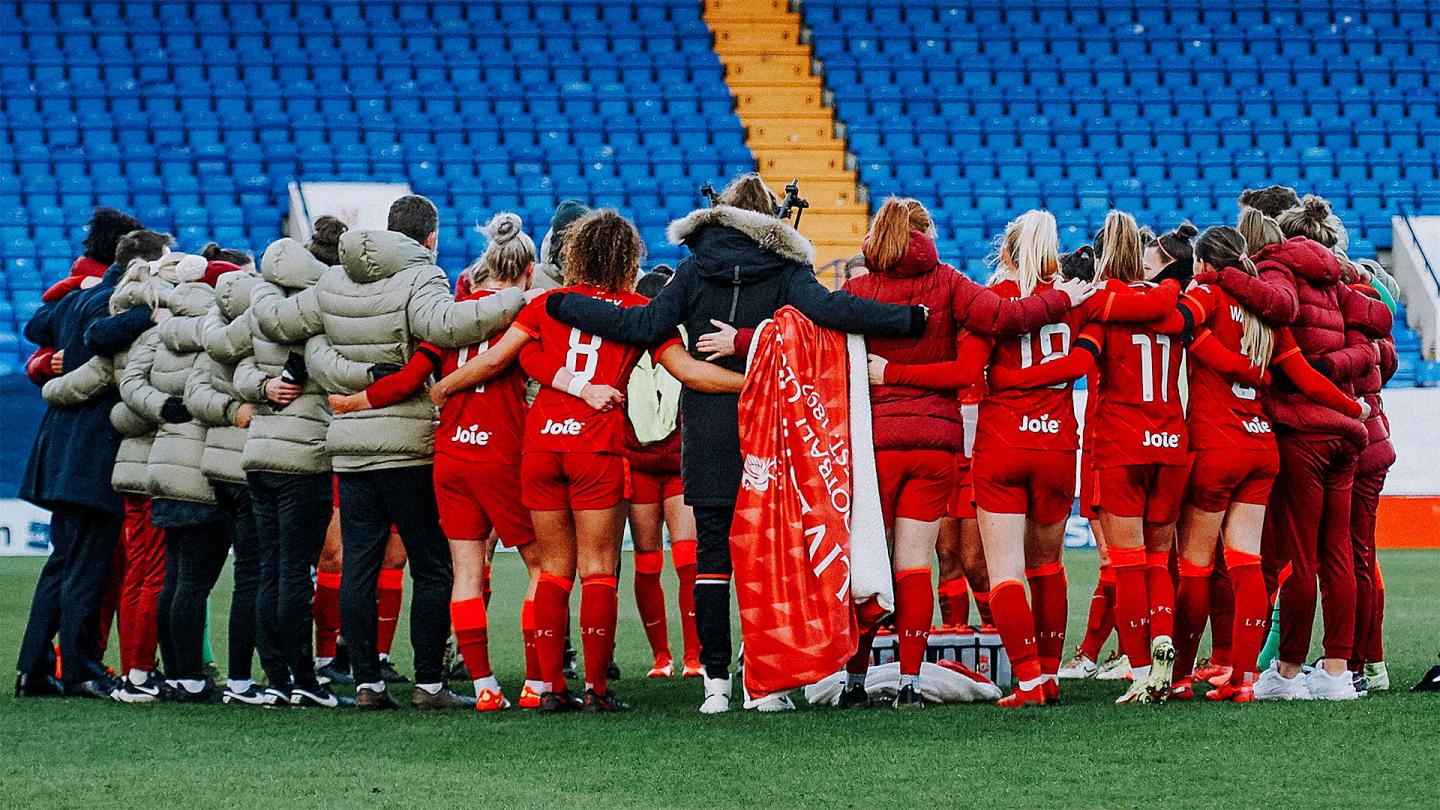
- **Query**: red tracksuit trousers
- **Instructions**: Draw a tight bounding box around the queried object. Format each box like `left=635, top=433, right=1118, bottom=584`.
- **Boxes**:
left=118, top=495, right=166, bottom=673
left=1263, top=433, right=1357, bottom=664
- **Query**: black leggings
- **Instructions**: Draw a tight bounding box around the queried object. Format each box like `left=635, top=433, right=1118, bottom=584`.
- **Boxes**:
left=693, top=505, right=735, bottom=680
left=247, top=471, right=332, bottom=689
left=213, top=481, right=275, bottom=683
left=157, top=522, right=230, bottom=681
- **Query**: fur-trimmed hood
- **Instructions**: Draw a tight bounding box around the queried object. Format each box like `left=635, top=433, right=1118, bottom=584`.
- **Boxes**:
left=667, top=205, right=815, bottom=279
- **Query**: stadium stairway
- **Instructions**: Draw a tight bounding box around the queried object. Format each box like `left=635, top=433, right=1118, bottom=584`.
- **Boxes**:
left=704, top=0, right=866, bottom=277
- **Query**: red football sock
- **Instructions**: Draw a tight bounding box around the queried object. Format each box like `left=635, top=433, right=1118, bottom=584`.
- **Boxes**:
left=1208, top=557, right=1235, bottom=667
left=1174, top=559, right=1213, bottom=681
left=533, top=573, right=574, bottom=692
left=376, top=567, right=404, bottom=657
left=450, top=597, right=492, bottom=680
left=670, top=540, right=699, bottom=663
left=580, top=575, right=619, bottom=695
left=314, top=570, right=342, bottom=659
left=845, top=598, right=889, bottom=674
left=895, top=568, right=933, bottom=676
left=1110, top=546, right=1153, bottom=668
left=632, top=551, right=670, bottom=658
left=937, top=576, right=969, bottom=628
left=1146, top=551, right=1175, bottom=641
left=521, top=597, right=540, bottom=681
left=974, top=589, right=995, bottom=628
left=1079, top=567, right=1116, bottom=662
left=989, top=579, right=1042, bottom=685
left=1025, top=560, right=1068, bottom=676
left=1225, top=549, right=1268, bottom=684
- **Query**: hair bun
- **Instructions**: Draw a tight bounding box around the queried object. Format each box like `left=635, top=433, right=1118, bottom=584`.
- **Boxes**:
left=200, top=242, right=221, bottom=261
left=1301, top=195, right=1332, bottom=222
left=484, top=212, right=523, bottom=245
left=310, top=216, right=348, bottom=247
left=1176, top=222, right=1199, bottom=239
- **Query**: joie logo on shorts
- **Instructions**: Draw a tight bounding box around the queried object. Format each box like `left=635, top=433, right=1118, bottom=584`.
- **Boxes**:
left=449, top=424, right=492, bottom=446
left=540, top=418, right=583, bottom=436
left=1018, top=413, right=1060, bottom=434
left=1241, top=417, right=1272, bottom=435
left=1142, top=431, right=1181, bottom=448
left=741, top=454, right=776, bottom=493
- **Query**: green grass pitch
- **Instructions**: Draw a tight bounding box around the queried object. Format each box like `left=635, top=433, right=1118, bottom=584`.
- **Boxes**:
left=1, top=550, right=1437, bottom=808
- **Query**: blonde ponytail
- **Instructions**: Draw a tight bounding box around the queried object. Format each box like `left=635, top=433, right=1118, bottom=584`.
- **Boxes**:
left=1096, top=210, right=1144, bottom=284
left=472, top=212, right=535, bottom=285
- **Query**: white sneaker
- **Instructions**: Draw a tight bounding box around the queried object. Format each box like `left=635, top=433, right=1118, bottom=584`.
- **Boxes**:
left=1254, top=662, right=1311, bottom=701
left=1114, top=678, right=1149, bottom=705
left=1058, top=652, right=1098, bottom=680
left=1305, top=666, right=1360, bottom=701
left=1143, top=636, right=1176, bottom=702
left=751, top=693, right=796, bottom=713
left=1363, top=662, right=1390, bottom=692
left=699, top=676, right=731, bottom=715
left=1095, top=653, right=1132, bottom=681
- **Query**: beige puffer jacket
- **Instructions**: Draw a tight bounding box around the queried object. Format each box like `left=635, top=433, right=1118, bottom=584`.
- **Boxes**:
left=132, top=282, right=218, bottom=504
left=42, top=277, right=166, bottom=495
left=239, top=238, right=332, bottom=475
left=302, top=229, right=525, bottom=472
left=185, top=271, right=257, bottom=484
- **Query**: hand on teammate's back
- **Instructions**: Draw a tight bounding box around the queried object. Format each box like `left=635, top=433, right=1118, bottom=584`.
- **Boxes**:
left=1056, top=277, right=1095, bottom=307
left=580, top=383, right=625, bottom=412
left=697, top=319, right=737, bottom=360
left=264, top=377, right=302, bottom=406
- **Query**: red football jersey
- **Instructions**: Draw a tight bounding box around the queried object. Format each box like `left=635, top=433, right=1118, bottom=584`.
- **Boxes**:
left=513, top=284, right=678, bottom=455
left=1088, top=283, right=1188, bottom=468
left=975, top=280, right=1088, bottom=453
left=435, top=289, right=528, bottom=465
left=1181, top=284, right=1276, bottom=452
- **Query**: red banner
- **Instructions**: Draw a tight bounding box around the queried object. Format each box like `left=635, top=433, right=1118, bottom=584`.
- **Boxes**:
left=732, top=306, right=859, bottom=700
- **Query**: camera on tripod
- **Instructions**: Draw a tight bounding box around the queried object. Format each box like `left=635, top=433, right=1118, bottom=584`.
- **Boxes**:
left=700, top=179, right=809, bottom=229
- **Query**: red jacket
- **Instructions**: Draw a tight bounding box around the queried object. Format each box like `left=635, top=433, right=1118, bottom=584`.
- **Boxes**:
left=1201, top=238, right=1390, bottom=448
left=1344, top=284, right=1398, bottom=475
left=842, top=230, right=1066, bottom=452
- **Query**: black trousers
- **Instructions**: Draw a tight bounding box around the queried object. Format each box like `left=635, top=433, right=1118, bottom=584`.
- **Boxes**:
left=693, top=504, right=736, bottom=680
left=212, top=481, right=276, bottom=683
left=247, top=470, right=332, bottom=689
left=156, top=520, right=229, bottom=681
left=16, top=504, right=121, bottom=686
left=338, top=465, right=452, bottom=686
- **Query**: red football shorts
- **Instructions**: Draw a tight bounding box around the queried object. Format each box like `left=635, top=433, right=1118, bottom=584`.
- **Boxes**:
left=973, top=447, right=1077, bottom=525
left=875, top=449, right=954, bottom=524
left=947, top=452, right=976, bottom=520
left=1092, top=461, right=1191, bottom=525
left=1185, top=447, right=1280, bottom=512
left=522, top=451, right=628, bottom=512
left=629, top=469, right=684, bottom=505
left=433, top=455, right=536, bottom=546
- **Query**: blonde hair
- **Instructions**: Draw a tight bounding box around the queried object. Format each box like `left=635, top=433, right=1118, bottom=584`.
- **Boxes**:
left=995, top=210, right=1060, bottom=297
left=718, top=173, right=780, bottom=215
left=1237, top=207, right=1284, bottom=253
left=1276, top=195, right=1340, bottom=247
left=559, top=209, right=644, bottom=292
left=1096, top=210, right=1145, bottom=284
left=1194, top=225, right=1274, bottom=368
left=111, top=252, right=189, bottom=314
left=470, top=212, right=535, bottom=286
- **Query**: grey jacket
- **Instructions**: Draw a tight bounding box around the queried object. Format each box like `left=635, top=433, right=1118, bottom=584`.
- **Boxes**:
left=41, top=279, right=166, bottom=496
left=131, top=282, right=219, bottom=504
left=186, top=271, right=257, bottom=484
left=240, top=238, right=332, bottom=475
left=300, top=229, right=524, bottom=472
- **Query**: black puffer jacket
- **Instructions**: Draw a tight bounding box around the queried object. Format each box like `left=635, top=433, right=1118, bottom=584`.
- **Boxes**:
left=548, top=205, right=923, bottom=506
